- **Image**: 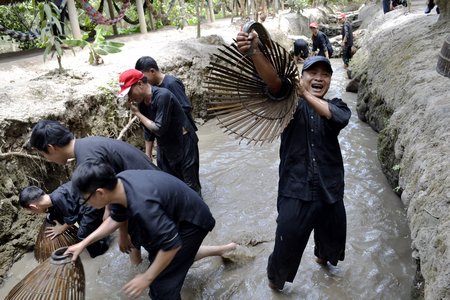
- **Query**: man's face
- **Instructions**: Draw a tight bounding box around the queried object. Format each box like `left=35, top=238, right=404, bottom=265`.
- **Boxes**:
left=128, top=81, right=150, bottom=104
left=301, top=63, right=332, bottom=98
left=81, top=190, right=108, bottom=209
left=310, top=27, right=318, bottom=36
left=142, top=69, right=158, bottom=86
left=38, top=146, right=67, bottom=164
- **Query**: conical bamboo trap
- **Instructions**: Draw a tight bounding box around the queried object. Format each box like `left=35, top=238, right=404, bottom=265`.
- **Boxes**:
left=206, top=21, right=298, bottom=145
left=34, top=218, right=80, bottom=263
left=436, top=33, right=450, bottom=78
left=6, top=247, right=85, bottom=300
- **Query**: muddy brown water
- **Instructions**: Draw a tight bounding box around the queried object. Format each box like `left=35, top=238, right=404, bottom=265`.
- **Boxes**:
left=0, top=60, right=415, bottom=299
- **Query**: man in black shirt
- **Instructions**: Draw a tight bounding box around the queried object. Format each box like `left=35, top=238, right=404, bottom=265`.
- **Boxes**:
left=135, top=56, right=201, bottom=190
left=19, top=182, right=109, bottom=258
left=310, top=22, right=333, bottom=58
left=338, top=13, right=353, bottom=68
left=29, top=120, right=159, bottom=263
left=293, top=39, right=309, bottom=64
left=65, top=161, right=235, bottom=299
left=236, top=30, right=351, bottom=291
left=118, top=69, right=202, bottom=196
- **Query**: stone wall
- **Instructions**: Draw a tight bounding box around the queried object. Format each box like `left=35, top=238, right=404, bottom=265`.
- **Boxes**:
left=351, top=6, right=450, bottom=300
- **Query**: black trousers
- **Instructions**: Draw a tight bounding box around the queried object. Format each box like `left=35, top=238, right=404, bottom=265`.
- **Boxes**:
left=342, top=45, right=353, bottom=66
left=146, top=223, right=208, bottom=300
left=267, top=196, right=346, bottom=289
left=77, top=207, right=110, bottom=258
left=157, top=133, right=202, bottom=197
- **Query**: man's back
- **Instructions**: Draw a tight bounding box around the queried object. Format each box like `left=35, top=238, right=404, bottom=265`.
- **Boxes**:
left=74, top=136, right=158, bottom=172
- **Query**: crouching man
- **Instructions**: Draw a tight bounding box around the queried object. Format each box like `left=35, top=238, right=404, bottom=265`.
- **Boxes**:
left=65, top=161, right=235, bottom=299
left=20, top=182, right=110, bottom=258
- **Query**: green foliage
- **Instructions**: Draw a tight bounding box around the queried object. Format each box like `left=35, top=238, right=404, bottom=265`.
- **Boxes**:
left=0, top=1, right=39, bottom=50
left=286, top=0, right=311, bottom=13
left=63, top=28, right=124, bottom=65
left=37, top=1, right=65, bottom=71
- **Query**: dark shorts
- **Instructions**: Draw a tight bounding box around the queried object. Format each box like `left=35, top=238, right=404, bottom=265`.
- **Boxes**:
left=267, top=196, right=346, bottom=289
left=146, top=222, right=208, bottom=300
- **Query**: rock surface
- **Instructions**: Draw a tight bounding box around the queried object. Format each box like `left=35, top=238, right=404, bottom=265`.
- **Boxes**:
left=351, top=4, right=450, bottom=300
left=0, top=5, right=449, bottom=299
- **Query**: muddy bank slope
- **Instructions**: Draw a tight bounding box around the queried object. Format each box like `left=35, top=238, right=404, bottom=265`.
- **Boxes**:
left=351, top=6, right=449, bottom=300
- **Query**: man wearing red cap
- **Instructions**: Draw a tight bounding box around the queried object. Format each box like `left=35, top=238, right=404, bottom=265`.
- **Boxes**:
left=118, top=69, right=202, bottom=197
left=236, top=29, right=350, bottom=292
left=309, top=22, right=333, bottom=58
left=338, top=13, right=353, bottom=68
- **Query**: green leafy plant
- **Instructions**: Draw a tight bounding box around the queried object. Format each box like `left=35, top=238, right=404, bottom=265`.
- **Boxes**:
left=63, top=28, right=124, bottom=65
left=38, top=1, right=65, bottom=72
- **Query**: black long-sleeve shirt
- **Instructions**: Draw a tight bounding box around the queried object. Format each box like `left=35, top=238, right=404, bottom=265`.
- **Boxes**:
left=139, top=86, right=197, bottom=162
left=109, top=170, right=215, bottom=251
left=341, top=21, right=353, bottom=47
left=277, top=89, right=351, bottom=204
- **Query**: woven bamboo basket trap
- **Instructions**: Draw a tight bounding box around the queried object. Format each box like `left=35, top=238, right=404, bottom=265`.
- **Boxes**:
left=34, top=218, right=80, bottom=263
left=6, top=247, right=85, bottom=300
left=205, top=21, right=298, bottom=145
left=436, top=33, right=450, bottom=78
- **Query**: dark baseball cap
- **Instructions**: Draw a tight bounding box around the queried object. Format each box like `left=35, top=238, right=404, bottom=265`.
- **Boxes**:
left=302, top=56, right=333, bottom=74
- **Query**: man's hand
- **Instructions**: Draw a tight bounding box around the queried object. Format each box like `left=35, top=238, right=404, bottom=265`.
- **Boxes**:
left=236, top=30, right=260, bottom=55
left=45, top=220, right=66, bottom=240
left=296, top=78, right=306, bottom=97
left=122, top=273, right=152, bottom=298
left=64, top=242, right=85, bottom=262
left=128, top=101, right=139, bottom=115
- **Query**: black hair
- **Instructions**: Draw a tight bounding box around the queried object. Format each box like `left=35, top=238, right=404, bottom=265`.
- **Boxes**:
left=72, top=161, right=118, bottom=194
left=29, top=120, right=74, bottom=153
left=19, top=186, right=45, bottom=208
left=135, top=56, right=160, bottom=72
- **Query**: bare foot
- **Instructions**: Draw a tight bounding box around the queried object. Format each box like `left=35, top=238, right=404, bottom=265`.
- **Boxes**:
left=220, top=242, right=237, bottom=256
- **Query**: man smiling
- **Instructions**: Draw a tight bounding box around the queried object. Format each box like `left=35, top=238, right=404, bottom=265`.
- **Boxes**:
left=236, top=30, right=351, bottom=292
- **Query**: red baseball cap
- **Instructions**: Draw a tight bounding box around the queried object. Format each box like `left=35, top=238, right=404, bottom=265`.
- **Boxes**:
left=338, top=13, right=347, bottom=20
left=118, top=69, right=145, bottom=97
left=309, top=22, right=318, bottom=29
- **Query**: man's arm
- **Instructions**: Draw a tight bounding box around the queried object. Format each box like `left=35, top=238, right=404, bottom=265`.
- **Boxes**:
left=236, top=31, right=283, bottom=94
left=65, top=216, right=121, bottom=261
left=145, top=140, right=154, bottom=159
left=122, top=246, right=181, bottom=298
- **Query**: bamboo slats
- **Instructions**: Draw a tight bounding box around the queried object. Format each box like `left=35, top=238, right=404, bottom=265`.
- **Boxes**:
left=205, top=22, right=298, bottom=145
left=6, top=247, right=85, bottom=300
left=437, top=34, right=450, bottom=78
left=35, top=219, right=80, bottom=263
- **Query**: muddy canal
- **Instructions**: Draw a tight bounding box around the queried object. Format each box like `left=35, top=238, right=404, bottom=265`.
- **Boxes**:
left=0, top=59, right=415, bottom=299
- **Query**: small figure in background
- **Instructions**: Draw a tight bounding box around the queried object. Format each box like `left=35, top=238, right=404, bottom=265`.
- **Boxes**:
left=338, top=13, right=353, bottom=69
left=310, top=22, right=333, bottom=59
left=293, top=39, right=309, bottom=64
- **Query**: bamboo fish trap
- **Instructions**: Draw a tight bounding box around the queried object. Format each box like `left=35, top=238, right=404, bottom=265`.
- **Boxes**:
left=34, top=218, right=80, bottom=263
left=206, top=21, right=299, bottom=145
left=5, top=247, right=85, bottom=300
left=436, top=33, right=450, bottom=78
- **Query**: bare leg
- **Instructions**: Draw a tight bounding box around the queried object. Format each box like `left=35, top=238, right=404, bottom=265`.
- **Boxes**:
left=194, top=242, right=237, bottom=261
left=130, top=247, right=143, bottom=265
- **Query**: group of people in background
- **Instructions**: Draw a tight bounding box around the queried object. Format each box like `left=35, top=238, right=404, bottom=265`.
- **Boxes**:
left=19, top=13, right=353, bottom=297
left=293, top=13, right=353, bottom=69
left=20, top=55, right=236, bottom=299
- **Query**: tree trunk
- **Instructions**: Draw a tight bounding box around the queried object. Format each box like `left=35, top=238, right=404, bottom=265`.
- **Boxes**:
left=196, top=0, right=201, bottom=38
left=208, top=0, right=216, bottom=22
left=179, top=0, right=188, bottom=29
